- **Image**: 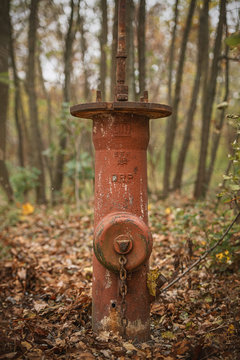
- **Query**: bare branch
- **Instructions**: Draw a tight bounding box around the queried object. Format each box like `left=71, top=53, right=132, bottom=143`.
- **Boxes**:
left=160, top=211, right=240, bottom=294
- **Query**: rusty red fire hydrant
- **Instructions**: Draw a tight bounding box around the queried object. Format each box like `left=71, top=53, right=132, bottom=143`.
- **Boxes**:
left=71, top=0, right=171, bottom=341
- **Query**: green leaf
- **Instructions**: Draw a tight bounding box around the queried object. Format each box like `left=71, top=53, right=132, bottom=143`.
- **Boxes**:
left=0, top=72, right=10, bottom=85
left=225, top=33, right=240, bottom=47
left=161, top=331, right=176, bottom=339
left=230, top=184, right=240, bottom=191
left=223, top=175, right=232, bottom=180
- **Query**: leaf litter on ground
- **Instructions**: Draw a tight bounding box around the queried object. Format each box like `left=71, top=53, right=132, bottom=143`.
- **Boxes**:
left=0, top=197, right=240, bottom=359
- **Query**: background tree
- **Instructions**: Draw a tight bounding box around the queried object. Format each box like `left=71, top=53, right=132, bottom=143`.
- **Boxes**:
left=205, top=14, right=229, bottom=190
left=167, top=0, right=179, bottom=106
left=163, top=0, right=196, bottom=198
left=111, top=0, right=118, bottom=98
left=9, top=13, right=25, bottom=168
left=99, top=0, right=108, bottom=100
left=138, top=0, right=146, bottom=97
left=194, top=0, right=226, bottom=198
left=173, top=0, right=209, bottom=191
left=79, top=10, right=91, bottom=101
left=26, top=0, right=46, bottom=204
left=126, top=0, right=136, bottom=100
left=53, top=0, right=79, bottom=200
left=0, top=0, right=14, bottom=202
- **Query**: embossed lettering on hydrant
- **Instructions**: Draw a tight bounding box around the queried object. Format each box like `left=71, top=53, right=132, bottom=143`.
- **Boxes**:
left=113, top=121, right=131, bottom=137
left=112, top=174, right=134, bottom=184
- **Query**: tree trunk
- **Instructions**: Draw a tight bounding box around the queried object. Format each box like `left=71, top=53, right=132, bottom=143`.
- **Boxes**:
left=79, top=13, right=91, bottom=101
left=206, top=19, right=229, bottom=188
left=26, top=0, right=46, bottom=204
left=138, top=0, right=146, bottom=96
left=53, top=0, right=76, bottom=198
left=9, top=13, right=25, bottom=168
left=37, top=46, right=54, bottom=197
left=111, top=0, right=118, bottom=99
left=173, top=0, right=209, bottom=191
left=126, top=0, right=136, bottom=101
left=194, top=0, right=226, bottom=199
left=0, top=0, right=14, bottom=202
left=167, top=0, right=179, bottom=105
left=163, top=0, right=196, bottom=197
left=37, top=49, right=52, bottom=154
left=99, top=0, right=108, bottom=100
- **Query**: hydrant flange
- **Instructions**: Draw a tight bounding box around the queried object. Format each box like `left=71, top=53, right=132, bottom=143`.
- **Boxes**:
left=94, top=212, right=152, bottom=272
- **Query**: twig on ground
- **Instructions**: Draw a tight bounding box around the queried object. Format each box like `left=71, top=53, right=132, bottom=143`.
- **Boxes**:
left=160, top=211, right=240, bottom=294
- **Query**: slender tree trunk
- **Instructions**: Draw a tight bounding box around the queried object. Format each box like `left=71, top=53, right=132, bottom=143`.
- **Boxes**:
left=168, top=0, right=179, bottom=105
left=26, top=0, right=46, bottom=204
left=126, top=0, right=136, bottom=101
left=9, top=14, right=25, bottom=168
left=53, top=0, right=76, bottom=199
left=74, top=134, right=81, bottom=210
left=99, top=0, right=108, bottom=100
left=37, top=47, right=54, bottom=196
left=163, top=0, right=196, bottom=197
left=173, top=0, right=209, bottom=191
left=79, top=14, right=91, bottom=101
left=111, top=0, right=118, bottom=98
left=194, top=0, right=226, bottom=199
left=206, top=20, right=229, bottom=188
left=37, top=50, right=52, bottom=153
left=138, top=0, right=146, bottom=96
left=0, top=0, right=14, bottom=202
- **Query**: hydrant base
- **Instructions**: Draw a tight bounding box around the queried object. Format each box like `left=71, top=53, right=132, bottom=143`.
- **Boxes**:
left=92, top=255, right=151, bottom=342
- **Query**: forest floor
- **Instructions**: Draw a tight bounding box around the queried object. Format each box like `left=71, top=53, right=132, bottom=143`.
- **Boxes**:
left=0, top=196, right=240, bottom=360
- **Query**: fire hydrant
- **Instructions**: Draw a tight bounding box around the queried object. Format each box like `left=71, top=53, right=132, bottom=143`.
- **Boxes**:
left=70, top=0, right=171, bottom=341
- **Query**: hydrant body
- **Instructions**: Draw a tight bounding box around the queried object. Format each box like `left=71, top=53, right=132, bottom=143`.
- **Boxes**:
left=70, top=103, right=171, bottom=341
left=93, top=112, right=151, bottom=340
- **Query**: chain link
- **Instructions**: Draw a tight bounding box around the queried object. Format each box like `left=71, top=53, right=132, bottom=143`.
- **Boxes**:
left=119, top=255, right=128, bottom=337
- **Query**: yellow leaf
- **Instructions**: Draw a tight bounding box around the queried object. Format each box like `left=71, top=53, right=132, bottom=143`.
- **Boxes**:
left=147, top=268, right=161, bottom=297
left=228, top=324, right=235, bottom=334
left=216, top=253, right=224, bottom=260
left=21, top=341, right=32, bottom=350
left=161, top=331, right=176, bottom=339
left=22, top=203, right=34, bottom=215
left=165, top=207, right=171, bottom=215
left=148, top=203, right=152, bottom=211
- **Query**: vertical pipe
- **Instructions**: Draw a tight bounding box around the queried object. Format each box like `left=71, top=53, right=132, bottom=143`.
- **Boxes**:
left=115, top=0, right=128, bottom=101
left=92, top=113, right=151, bottom=341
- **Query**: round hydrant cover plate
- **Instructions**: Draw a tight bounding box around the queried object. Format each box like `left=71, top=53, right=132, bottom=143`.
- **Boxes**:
left=94, top=212, right=153, bottom=272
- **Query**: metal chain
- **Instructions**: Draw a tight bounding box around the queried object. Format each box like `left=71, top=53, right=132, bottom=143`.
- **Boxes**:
left=119, top=255, right=128, bottom=337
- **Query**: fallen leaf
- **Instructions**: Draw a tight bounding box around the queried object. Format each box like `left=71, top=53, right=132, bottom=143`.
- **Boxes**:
left=174, top=339, right=190, bottom=355
left=96, top=330, right=110, bottom=342
left=17, top=268, right=27, bottom=281
left=161, top=331, right=176, bottom=340
left=165, top=207, right=171, bottom=215
left=21, top=341, right=32, bottom=350
left=0, top=353, right=17, bottom=359
left=123, top=342, right=137, bottom=351
left=78, top=352, right=95, bottom=359
left=22, top=202, right=34, bottom=215
left=33, top=301, right=48, bottom=313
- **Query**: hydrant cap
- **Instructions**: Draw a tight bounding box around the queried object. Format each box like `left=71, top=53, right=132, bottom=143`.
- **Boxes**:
left=94, top=212, right=153, bottom=272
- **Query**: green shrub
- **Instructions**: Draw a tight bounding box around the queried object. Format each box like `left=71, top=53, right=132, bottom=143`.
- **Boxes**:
left=10, top=166, right=40, bottom=202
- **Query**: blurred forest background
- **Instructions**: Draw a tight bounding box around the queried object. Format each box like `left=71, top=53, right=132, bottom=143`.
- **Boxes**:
left=0, top=0, right=239, bottom=207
